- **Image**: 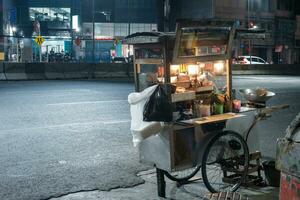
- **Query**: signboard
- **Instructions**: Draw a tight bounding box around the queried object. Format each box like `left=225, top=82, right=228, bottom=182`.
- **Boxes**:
left=0, top=52, right=5, bottom=61
left=35, top=35, right=45, bottom=46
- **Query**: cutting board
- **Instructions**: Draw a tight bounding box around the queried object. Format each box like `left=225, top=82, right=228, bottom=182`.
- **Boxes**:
left=190, top=113, right=245, bottom=125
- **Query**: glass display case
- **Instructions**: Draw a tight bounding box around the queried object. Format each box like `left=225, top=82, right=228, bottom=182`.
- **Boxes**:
left=177, top=27, right=230, bottom=57
left=124, top=32, right=175, bottom=92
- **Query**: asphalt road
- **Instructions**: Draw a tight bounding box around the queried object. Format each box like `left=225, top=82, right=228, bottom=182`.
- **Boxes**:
left=233, top=76, right=300, bottom=159
left=0, top=80, right=148, bottom=200
left=0, top=76, right=299, bottom=200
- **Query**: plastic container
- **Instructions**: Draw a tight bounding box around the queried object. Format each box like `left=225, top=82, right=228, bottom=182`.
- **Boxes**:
left=214, top=104, right=224, bottom=115
left=233, top=100, right=241, bottom=111
left=199, top=105, right=211, bottom=117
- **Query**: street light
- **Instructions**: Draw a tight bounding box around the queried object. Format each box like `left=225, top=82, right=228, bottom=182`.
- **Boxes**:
left=164, top=0, right=170, bottom=32
left=12, top=27, right=17, bottom=32
left=92, top=0, right=95, bottom=63
left=92, top=0, right=111, bottom=63
left=247, top=0, right=252, bottom=64
left=247, top=0, right=250, bottom=28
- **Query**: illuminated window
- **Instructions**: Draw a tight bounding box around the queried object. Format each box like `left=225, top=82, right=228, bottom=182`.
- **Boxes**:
left=29, top=7, right=71, bottom=22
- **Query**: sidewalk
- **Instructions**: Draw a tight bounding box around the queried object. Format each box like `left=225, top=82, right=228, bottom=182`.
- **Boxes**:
left=51, top=169, right=279, bottom=200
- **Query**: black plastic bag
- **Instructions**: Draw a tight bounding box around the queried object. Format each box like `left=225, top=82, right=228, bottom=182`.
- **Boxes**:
left=143, top=84, right=173, bottom=122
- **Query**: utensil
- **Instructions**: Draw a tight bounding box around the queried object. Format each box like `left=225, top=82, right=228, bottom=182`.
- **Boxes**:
left=239, top=88, right=275, bottom=103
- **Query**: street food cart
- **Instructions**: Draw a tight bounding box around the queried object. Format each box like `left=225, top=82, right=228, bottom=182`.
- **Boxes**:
left=125, top=20, right=288, bottom=197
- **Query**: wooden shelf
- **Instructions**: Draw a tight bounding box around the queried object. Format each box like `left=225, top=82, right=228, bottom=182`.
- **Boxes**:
left=195, top=86, right=214, bottom=93
left=171, top=91, right=196, bottom=103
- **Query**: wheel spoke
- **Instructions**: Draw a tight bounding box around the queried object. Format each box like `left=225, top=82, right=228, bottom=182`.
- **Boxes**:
left=201, top=131, right=249, bottom=193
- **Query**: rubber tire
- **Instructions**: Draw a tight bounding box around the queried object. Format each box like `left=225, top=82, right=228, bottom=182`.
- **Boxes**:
left=164, top=165, right=201, bottom=182
left=201, top=130, right=249, bottom=193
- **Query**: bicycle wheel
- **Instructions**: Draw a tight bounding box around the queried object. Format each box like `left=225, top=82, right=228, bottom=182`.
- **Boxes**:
left=164, top=165, right=201, bottom=182
left=201, top=131, right=249, bottom=193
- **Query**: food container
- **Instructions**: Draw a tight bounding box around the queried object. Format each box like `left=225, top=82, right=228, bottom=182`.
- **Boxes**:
left=214, top=104, right=224, bottom=115
left=199, top=105, right=211, bottom=117
left=178, top=74, right=190, bottom=82
left=239, top=88, right=275, bottom=103
left=176, top=81, right=191, bottom=89
left=233, top=100, right=241, bottom=111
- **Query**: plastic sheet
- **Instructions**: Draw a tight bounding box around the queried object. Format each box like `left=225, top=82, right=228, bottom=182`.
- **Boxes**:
left=143, top=84, right=173, bottom=122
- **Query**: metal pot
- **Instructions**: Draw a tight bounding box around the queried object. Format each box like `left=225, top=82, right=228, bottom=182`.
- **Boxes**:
left=239, top=88, right=275, bottom=103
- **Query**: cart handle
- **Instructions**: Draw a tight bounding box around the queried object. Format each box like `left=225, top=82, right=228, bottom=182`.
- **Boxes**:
left=245, top=104, right=289, bottom=142
left=259, top=104, right=290, bottom=115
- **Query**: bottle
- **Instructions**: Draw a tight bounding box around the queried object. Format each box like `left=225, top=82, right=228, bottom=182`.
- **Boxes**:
left=200, top=101, right=211, bottom=117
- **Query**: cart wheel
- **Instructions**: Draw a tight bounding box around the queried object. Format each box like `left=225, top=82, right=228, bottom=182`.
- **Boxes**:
left=164, top=165, right=201, bottom=182
left=201, top=130, right=249, bottom=193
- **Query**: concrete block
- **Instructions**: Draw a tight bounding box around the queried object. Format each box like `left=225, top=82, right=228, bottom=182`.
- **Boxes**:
left=45, top=63, right=65, bottom=79
left=4, top=63, right=27, bottom=80
left=0, top=62, right=6, bottom=80
left=25, top=63, right=46, bottom=80
left=63, top=63, right=89, bottom=79
left=94, top=64, right=128, bottom=78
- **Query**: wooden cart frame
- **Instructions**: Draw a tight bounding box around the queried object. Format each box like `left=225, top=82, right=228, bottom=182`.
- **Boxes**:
left=125, top=20, right=277, bottom=198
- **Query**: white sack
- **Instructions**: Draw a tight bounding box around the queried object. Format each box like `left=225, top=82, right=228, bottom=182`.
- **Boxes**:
left=128, top=85, right=162, bottom=147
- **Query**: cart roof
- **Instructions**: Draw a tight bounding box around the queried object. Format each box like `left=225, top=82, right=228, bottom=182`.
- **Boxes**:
left=124, top=32, right=175, bottom=45
left=235, top=28, right=269, bottom=39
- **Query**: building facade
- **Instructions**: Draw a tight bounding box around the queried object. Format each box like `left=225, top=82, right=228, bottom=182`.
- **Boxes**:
left=78, top=0, right=158, bottom=62
left=0, top=0, right=81, bottom=62
left=1, top=0, right=298, bottom=63
left=168, top=0, right=298, bottom=64
left=1, top=0, right=158, bottom=62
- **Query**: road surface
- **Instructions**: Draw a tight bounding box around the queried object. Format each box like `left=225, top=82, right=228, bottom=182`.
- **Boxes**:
left=0, top=76, right=299, bottom=200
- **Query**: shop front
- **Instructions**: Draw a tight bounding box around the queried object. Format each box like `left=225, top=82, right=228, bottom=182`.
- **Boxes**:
left=32, top=37, right=72, bottom=62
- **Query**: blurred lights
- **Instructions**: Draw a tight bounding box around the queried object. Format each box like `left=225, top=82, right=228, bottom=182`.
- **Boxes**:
left=199, top=63, right=205, bottom=68
left=170, top=64, right=180, bottom=75
left=72, top=15, right=79, bottom=31
left=170, top=64, right=180, bottom=70
left=214, top=62, right=225, bottom=74
left=170, top=76, right=177, bottom=83
left=187, top=64, right=199, bottom=75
